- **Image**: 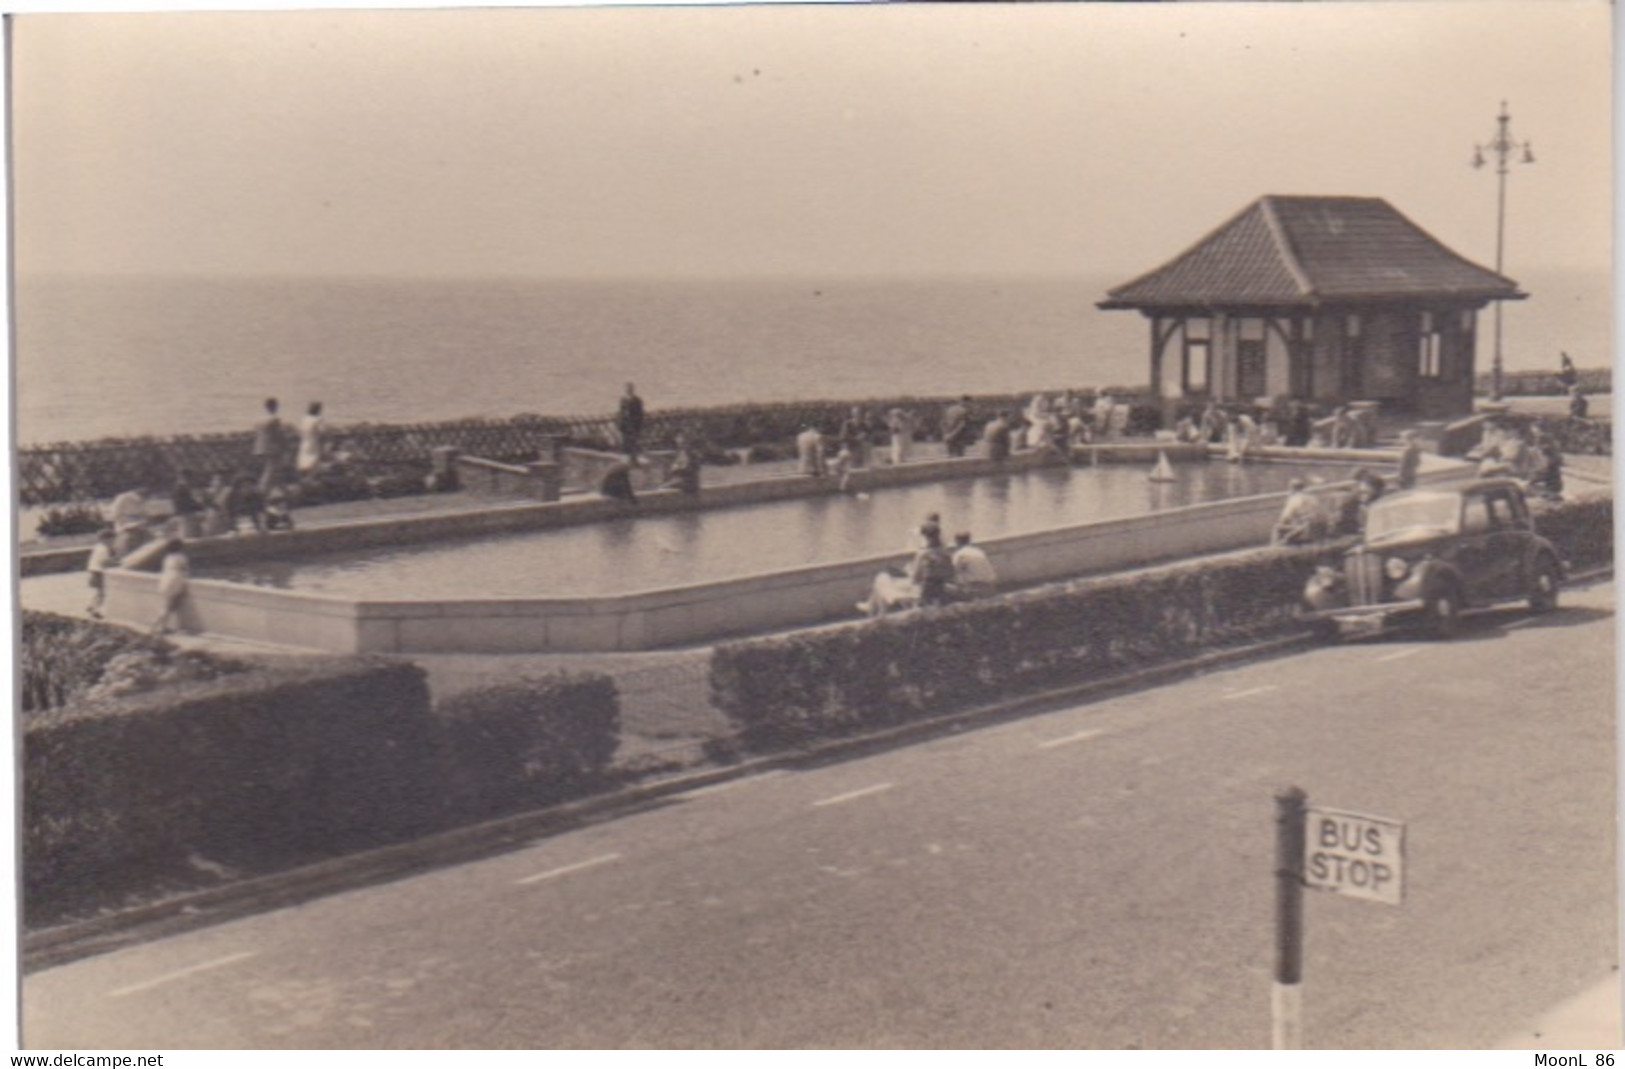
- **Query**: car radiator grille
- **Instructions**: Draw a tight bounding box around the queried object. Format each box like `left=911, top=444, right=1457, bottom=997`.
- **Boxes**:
left=1344, top=552, right=1384, bottom=606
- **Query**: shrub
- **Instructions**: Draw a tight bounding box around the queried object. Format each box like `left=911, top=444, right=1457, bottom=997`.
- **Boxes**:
left=24, top=657, right=437, bottom=922
left=1532, top=493, right=1614, bottom=570
left=34, top=502, right=107, bottom=538
left=19, top=610, right=245, bottom=714
left=434, top=672, right=621, bottom=819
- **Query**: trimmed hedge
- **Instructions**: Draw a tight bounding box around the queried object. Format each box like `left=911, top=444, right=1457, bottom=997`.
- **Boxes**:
left=24, top=657, right=439, bottom=921
left=710, top=543, right=1338, bottom=752
left=710, top=493, right=1614, bottom=752
left=1532, top=492, right=1615, bottom=570
left=434, top=673, right=622, bottom=819
left=23, top=653, right=627, bottom=926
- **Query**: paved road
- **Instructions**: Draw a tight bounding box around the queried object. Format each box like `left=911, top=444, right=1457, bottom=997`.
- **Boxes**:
left=24, top=582, right=1617, bottom=1049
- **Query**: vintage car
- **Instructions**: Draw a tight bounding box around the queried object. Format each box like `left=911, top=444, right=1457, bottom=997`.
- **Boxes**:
left=1301, top=478, right=1564, bottom=639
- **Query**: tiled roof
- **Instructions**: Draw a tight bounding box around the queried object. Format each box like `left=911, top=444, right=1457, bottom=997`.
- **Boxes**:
left=1100, top=195, right=1523, bottom=309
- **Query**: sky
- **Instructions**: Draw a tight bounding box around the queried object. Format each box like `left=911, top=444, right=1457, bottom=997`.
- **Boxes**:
left=7, top=2, right=1615, bottom=283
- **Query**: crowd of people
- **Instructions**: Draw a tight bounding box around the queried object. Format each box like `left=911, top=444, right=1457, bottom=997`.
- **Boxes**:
left=80, top=369, right=1597, bottom=632
left=1268, top=416, right=1567, bottom=547
left=87, top=396, right=330, bottom=631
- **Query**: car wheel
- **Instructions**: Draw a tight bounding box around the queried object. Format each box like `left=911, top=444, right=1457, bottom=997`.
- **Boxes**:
left=1425, top=585, right=1462, bottom=640
left=1528, top=557, right=1561, bottom=613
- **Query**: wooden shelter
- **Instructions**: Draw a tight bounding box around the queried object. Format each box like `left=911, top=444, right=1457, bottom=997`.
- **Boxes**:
left=1099, top=195, right=1524, bottom=418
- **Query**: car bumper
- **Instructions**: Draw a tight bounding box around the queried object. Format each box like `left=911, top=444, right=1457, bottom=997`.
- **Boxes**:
left=1300, top=599, right=1427, bottom=636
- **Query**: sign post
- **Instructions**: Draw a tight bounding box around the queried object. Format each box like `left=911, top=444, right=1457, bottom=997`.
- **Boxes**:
left=1272, top=790, right=1408, bottom=1049
left=1273, top=787, right=1307, bottom=1050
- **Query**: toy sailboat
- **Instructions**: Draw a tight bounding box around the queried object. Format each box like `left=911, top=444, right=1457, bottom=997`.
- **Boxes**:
left=1149, top=450, right=1177, bottom=482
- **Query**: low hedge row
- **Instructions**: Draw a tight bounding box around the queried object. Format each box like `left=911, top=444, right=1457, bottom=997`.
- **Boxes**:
left=709, top=543, right=1337, bottom=752
left=435, top=673, right=622, bottom=819
left=24, top=652, right=624, bottom=926
left=1477, top=367, right=1611, bottom=397
left=709, top=493, right=1614, bottom=752
left=1531, top=493, right=1615, bottom=570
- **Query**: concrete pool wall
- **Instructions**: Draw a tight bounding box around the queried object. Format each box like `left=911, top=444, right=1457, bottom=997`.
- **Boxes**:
left=100, top=450, right=1469, bottom=654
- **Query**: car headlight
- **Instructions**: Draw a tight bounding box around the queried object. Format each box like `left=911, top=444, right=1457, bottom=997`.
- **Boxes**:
left=1384, top=557, right=1410, bottom=581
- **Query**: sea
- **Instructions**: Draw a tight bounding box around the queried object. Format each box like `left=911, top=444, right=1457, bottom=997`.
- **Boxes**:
left=12, top=268, right=1613, bottom=446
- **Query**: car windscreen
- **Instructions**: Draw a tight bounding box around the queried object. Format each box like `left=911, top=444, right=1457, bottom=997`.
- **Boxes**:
left=1364, top=492, right=1460, bottom=540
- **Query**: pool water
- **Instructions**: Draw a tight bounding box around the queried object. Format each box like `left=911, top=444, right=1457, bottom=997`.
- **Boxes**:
left=209, top=461, right=1350, bottom=598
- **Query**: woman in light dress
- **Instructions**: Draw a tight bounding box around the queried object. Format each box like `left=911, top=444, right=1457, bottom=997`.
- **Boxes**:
left=296, top=401, right=325, bottom=476
left=152, top=539, right=191, bottom=636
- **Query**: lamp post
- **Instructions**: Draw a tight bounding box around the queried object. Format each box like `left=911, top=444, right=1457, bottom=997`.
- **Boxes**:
left=1472, top=100, right=1535, bottom=402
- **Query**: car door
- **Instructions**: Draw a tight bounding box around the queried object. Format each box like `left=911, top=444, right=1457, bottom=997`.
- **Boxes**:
left=1481, top=488, right=1528, bottom=598
left=1452, top=491, right=1498, bottom=603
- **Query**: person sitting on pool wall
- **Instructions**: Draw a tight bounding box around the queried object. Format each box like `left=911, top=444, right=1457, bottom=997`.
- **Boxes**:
left=950, top=531, right=998, bottom=599
left=600, top=459, right=638, bottom=505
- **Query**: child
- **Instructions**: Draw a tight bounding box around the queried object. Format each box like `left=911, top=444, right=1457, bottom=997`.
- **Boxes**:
left=828, top=444, right=854, bottom=493
left=263, top=483, right=295, bottom=531
left=85, top=528, right=116, bottom=619
left=152, top=539, right=190, bottom=636
left=233, top=475, right=265, bottom=534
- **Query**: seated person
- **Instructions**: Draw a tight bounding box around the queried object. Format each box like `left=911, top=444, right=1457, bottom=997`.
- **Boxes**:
left=857, top=567, right=921, bottom=618
left=263, top=484, right=295, bottom=530
left=663, top=435, right=702, bottom=495
left=907, top=526, right=955, bottom=607
left=1270, top=478, right=1322, bottom=546
left=950, top=532, right=998, bottom=598
left=600, top=460, right=638, bottom=504
left=232, top=476, right=266, bottom=534
left=1529, top=443, right=1564, bottom=499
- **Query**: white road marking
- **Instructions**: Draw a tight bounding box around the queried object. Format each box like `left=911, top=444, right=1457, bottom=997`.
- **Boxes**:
left=108, top=951, right=258, bottom=998
left=1503, top=616, right=1540, bottom=629
left=1222, top=685, right=1278, bottom=701
left=811, top=783, right=894, bottom=808
left=1374, top=647, right=1423, bottom=663
left=1038, top=728, right=1105, bottom=750
left=677, top=769, right=787, bottom=799
left=516, top=852, right=623, bottom=886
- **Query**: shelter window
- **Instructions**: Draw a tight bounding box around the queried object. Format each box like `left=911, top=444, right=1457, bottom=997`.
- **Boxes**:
left=1183, top=317, right=1211, bottom=393
left=1418, top=312, right=1443, bottom=380
left=1238, top=318, right=1265, bottom=341
left=1346, top=314, right=1362, bottom=339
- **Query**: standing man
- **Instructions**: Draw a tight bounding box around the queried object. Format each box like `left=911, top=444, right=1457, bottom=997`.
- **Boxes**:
left=942, top=396, right=971, bottom=458
left=839, top=406, right=868, bottom=469
left=252, top=397, right=287, bottom=493
left=1395, top=430, right=1423, bottom=490
left=108, top=485, right=150, bottom=558
left=618, top=382, right=646, bottom=463
left=1558, top=351, right=1579, bottom=391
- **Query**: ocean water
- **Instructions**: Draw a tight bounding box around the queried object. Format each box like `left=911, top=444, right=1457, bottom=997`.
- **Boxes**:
left=13, top=268, right=1611, bottom=446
